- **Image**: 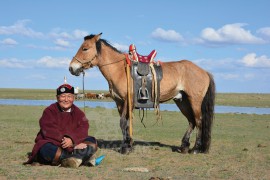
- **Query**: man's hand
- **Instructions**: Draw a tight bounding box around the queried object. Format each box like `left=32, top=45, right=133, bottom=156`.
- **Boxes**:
left=74, top=143, right=87, bottom=149
left=61, top=137, right=73, bottom=149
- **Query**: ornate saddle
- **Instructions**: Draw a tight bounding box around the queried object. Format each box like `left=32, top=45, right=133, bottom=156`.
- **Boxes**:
left=129, top=44, right=157, bottom=63
left=128, top=44, right=163, bottom=109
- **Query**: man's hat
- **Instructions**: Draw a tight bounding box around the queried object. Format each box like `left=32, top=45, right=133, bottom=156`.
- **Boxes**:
left=57, top=84, right=74, bottom=95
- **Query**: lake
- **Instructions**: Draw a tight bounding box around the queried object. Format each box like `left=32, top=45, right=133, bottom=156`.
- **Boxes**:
left=0, top=99, right=269, bottom=115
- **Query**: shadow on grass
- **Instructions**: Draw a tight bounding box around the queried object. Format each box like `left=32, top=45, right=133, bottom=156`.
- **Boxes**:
left=97, top=139, right=180, bottom=153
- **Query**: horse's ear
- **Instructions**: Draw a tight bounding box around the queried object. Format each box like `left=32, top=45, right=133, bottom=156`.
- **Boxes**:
left=94, top=33, right=102, bottom=42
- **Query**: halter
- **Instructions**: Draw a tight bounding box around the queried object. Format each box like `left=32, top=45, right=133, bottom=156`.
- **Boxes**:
left=73, top=54, right=127, bottom=69
left=73, top=54, right=97, bottom=68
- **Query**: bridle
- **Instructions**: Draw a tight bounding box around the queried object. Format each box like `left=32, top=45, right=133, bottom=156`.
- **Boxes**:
left=73, top=54, right=126, bottom=69
left=73, top=54, right=97, bottom=68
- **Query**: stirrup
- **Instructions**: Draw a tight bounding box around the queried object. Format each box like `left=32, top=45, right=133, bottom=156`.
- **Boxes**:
left=138, top=87, right=149, bottom=100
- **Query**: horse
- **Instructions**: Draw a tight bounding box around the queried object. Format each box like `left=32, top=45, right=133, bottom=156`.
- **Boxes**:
left=69, top=33, right=215, bottom=154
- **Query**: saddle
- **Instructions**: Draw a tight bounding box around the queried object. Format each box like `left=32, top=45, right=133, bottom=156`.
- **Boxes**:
left=129, top=44, right=163, bottom=109
left=129, top=44, right=157, bottom=63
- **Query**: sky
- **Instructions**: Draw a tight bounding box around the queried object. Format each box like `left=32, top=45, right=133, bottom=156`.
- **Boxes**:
left=0, top=0, right=270, bottom=93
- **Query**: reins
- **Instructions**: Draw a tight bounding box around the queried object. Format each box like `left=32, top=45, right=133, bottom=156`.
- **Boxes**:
left=98, top=57, right=125, bottom=68
left=82, top=71, right=86, bottom=113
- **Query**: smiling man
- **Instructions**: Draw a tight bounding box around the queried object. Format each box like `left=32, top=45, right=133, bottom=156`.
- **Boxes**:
left=24, top=84, right=97, bottom=168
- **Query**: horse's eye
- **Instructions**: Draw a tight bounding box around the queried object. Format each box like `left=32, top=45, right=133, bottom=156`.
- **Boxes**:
left=82, top=47, right=88, bottom=51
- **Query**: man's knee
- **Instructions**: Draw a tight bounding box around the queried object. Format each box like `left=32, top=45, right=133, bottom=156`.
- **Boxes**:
left=83, top=136, right=98, bottom=152
left=84, top=136, right=97, bottom=144
left=37, top=143, right=58, bottom=164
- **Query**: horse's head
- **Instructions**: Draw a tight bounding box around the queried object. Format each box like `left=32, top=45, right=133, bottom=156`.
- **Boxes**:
left=69, top=33, right=102, bottom=76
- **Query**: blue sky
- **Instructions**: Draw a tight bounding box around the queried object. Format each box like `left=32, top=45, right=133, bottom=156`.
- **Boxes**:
left=0, top=0, right=270, bottom=93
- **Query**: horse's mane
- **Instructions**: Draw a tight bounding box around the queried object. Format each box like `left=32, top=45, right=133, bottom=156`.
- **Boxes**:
left=84, top=34, right=122, bottom=54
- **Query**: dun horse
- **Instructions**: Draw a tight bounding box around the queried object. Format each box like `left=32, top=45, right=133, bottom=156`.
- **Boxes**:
left=69, top=33, right=215, bottom=154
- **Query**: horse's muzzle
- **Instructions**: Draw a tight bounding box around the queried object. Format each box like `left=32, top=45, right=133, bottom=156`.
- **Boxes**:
left=69, top=66, right=81, bottom=76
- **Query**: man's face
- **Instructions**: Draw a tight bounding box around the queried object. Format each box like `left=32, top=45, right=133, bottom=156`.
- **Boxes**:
left=57, top=93, right=75, bottom=111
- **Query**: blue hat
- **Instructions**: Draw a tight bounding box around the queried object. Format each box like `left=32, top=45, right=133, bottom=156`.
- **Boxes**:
left=57, top=84, right=74, bottom=95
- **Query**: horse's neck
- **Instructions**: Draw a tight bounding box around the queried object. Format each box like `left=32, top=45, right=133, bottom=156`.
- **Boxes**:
left=97, top=47, right=126, bottom=90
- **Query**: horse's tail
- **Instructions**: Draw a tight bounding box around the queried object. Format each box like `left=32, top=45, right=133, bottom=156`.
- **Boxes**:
left=201, top=72, right=215, bottom=153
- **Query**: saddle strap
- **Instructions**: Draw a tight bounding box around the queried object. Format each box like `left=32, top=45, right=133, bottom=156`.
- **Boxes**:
left=149, top=63, right=160, bottom=119
left=141, top=76, right=147, bottom=96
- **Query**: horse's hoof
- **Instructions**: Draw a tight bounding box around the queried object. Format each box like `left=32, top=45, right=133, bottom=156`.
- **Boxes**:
left=189, top=149, right=201, bottom=154
left=177, top=146, right=189, bottom=154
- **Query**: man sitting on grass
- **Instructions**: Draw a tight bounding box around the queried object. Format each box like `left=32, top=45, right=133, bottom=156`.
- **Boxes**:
left=24, top=83, right=97, bottom=168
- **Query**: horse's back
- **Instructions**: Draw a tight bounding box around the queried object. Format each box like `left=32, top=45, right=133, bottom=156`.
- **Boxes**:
left=159, top=60, right=210, bottom=101
left=161, top=59, right=209, bottom=83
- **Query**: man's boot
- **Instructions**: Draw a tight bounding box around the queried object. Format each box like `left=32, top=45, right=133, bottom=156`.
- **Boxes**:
left=61, top=157, right=82, bottom=168
left=60, top=151, right=83, bottom=168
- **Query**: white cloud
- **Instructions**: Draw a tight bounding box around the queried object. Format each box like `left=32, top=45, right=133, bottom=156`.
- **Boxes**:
left=215, top=73, right=240, bottom=80
left=243, top=73, right=255, bottom=80
left=36, top=56, right=70, bottom=68
left=112, top=43, right=129, bottom=52
left=54, top=39, right=70, bottom=47
left=199, top=23, right=265, bottom=45
left=0, top=19, right=44, bottom=38
left=257, top=27, right=270, bottom=39
left=151, top=28, right=183, bottom=42
left=0, top=56, right=72, bottom=69
left=241, top=53, right=270, bottom=68
left=26, top=44, right=67, bottom=51
left=72, top=29, right=89, bottom=40
left=0, top=38, right=18, bottom=45
left=49, top=29, right=88, bottom=40
left=215, top=72, right=257, bottom=81
left=192, top=58, right=237, bottom=71
left=0, top=58, right=27, bottom=68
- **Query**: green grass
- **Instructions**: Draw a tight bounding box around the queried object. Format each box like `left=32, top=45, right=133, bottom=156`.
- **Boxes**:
left=0, top=88, right=110, bottom=100
left=1, top=88, right=270, bottom=107
left=0, top=105, right=269, bottom=179
left=216, top=93, right=270, bottom=107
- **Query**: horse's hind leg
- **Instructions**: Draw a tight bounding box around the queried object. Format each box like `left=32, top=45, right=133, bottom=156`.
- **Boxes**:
left=191, top=112, right=203, bottom=154
left=174, top=94, right=195, bottom=153
left=189, top=99, right=204, bottom=154
left=116, top=100, right=133, bottom=154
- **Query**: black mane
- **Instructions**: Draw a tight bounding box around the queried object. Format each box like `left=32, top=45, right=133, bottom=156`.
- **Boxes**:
left=84, top=34, right=122, bottom=55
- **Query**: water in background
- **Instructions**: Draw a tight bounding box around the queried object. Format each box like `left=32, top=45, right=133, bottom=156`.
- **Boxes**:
left=0, top=99, right=269, bottom=115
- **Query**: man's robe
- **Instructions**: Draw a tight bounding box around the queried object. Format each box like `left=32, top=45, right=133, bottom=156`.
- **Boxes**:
left=26, top=103, right=89, bottom=163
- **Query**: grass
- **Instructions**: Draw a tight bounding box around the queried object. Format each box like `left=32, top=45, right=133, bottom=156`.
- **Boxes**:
left=216, top=93, right=270, bottom=107
left=0, top=105, right=269, bottom=179
left=0, top=88, right=110, bottom=101
left=1, top=88, right=270, bottom=107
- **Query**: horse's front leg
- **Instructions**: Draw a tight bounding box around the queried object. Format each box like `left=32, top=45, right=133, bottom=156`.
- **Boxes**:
left=120, top=116, right=133, bottom=154
left=118, top=99, right=133, bottom=154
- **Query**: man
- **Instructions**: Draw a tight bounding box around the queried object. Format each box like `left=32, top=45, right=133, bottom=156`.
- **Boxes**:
left=24, top=83, right=97, bottom=168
